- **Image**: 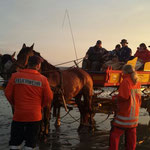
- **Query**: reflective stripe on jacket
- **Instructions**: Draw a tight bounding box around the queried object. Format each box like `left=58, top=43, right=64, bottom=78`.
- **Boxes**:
left=5, top=69, right=53, bottom=122
left=113, top=74, right=141, bottom=128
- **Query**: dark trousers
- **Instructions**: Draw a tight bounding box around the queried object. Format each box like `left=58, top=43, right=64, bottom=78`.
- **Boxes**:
left=82, top=59, right=101, bottom=71
left=9, top=121, right=41, bottom=149
left=109, top=126, right=136, bottom=150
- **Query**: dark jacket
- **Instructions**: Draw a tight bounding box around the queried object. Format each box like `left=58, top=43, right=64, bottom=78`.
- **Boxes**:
left=118, top=46, right=132, bottom=62
left=86, top=46, right=108, bottom=61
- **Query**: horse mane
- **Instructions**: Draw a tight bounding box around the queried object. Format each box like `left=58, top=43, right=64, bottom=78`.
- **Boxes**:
left=33, top=50, right=59, bottom=72
left=42, top=59, right=58, bottom=71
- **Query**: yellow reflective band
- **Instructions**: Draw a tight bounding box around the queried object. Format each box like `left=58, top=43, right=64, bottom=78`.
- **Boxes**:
left=114, top=119, right=138, bottom=126
left=15, top=78, right=42, bottom=87
left=116, top=115, right=138, bottom=121
left=10, top=145, right=21, bottom=149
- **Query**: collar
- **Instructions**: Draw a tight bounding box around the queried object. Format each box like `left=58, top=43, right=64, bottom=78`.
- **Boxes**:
left=19, top=69, right=40, bottom=74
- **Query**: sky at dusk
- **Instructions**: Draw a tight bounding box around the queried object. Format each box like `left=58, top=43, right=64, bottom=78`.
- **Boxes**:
left=1, top=0, right=150, bottom=66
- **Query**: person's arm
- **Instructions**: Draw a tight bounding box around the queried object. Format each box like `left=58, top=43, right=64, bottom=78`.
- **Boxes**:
left=4, top=74, right=15, bottom=105
left=42, top=78, right=53, bottom=107
left=84, top=54, right=88, bottom=59
left=84, top=47, right=92, bottom=59
left=125, top=48, right=132, bottom=62
left=134, top=50, right=139, bottom=57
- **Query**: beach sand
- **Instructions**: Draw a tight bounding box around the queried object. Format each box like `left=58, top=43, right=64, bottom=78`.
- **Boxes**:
left=0, top=90, right=150, bottom=150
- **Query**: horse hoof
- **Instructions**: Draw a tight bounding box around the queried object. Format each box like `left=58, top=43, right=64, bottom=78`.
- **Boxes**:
left=54, top=121, right=61, bottom=128
left=78, top=124, right=95, bottom=133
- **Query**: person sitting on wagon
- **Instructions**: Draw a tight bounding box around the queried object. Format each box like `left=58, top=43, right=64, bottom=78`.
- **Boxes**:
left=134, top=43, right=150, bottom=70
left=109, top=64, right=141, bottom=150
left=101, top=44, right=124, bottom=71
left=118, top=39, right=132, bottom=63
left=82, top=40, right=108, bottom=71
left=109, top=44, right=121, bottom=60
left=101, top=55, right=124, bottom=71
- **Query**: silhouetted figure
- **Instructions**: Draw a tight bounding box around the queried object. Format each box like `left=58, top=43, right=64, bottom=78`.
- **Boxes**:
left=118, top=39, right=132, bottom=63
left=82, top=40, right=108, bottom=71
left=134, top=43, right=150, bottom=70
left=109, top=44, right=121, bottom=59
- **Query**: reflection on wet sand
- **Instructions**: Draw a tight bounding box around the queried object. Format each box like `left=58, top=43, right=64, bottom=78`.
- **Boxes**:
left=136, top=121, right=150, bottom=150
left=0, top=91, right=150, bottom=150
left=38, top=111, right=150, bottom=150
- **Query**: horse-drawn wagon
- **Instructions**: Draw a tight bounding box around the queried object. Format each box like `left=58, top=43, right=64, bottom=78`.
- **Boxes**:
left=1, top=45, right=150, bottom=137
left=87, top=61, right=150, bottom=115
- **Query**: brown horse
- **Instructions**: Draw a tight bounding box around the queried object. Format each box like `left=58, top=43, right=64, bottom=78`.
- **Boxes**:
left=0, top=52, right=16, bottom=80
left=0, top=44, right=34, bottom=81
left=33, top=50, right=94, bottom=132
left=1, top=45, right=94, bottom=137
left=9, top=44, right=34, bottom=74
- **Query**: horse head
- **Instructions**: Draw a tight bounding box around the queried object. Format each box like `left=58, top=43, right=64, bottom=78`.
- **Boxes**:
left=0, top=52, right=16, bottom=80
left=17, top=43, right=34, bottom=67
left=1, top=44, right=34, bottom=81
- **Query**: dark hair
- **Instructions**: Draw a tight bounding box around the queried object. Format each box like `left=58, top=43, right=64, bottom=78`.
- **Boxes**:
left=96, top=40, right=102, bottom=44
left=120, top=39, right=128, bottom=44
left=139, top=43, right=147, bottom=49
left=115, top=44, right=121, bottom=49
left=28, top=56, right=42, bottom=67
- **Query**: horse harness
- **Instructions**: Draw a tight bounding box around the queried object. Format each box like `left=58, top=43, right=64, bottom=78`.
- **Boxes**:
left=51, top=70, right=68, bottom=117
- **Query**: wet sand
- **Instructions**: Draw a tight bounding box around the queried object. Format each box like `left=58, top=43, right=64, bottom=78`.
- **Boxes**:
left=0, top=90, right=150, bottom=150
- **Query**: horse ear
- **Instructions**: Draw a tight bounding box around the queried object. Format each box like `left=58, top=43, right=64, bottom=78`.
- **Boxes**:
left=22, top=43, right=26, bottom=49
left=12, top=52, right=16, bottom=59
left=30, top=43, right=34, bottom=49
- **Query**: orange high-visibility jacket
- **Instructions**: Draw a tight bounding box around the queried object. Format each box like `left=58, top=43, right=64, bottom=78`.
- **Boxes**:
left=113, top=74, right=141, bottom=128
left=5, top=69, right=53, bottom=122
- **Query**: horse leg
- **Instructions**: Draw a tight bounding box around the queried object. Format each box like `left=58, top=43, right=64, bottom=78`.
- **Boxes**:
left=43, top=105, right=51, bottom=135
left=83, top=88, right=94, bottom=129
left=75, top=93, right=85, bottom=130
left=55, top=106, right=61, bottom=127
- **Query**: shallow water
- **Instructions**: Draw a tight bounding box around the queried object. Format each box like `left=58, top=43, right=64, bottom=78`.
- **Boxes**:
left=0, top=90, right=150, bottom=150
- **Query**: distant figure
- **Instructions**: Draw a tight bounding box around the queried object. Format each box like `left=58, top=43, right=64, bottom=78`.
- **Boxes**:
left=134, top=43, right=150, bottom=70
left=118, top=39, right=132, bottom=63
left=109, top=44, right=121, bottom=59
left=5, top=56, right=53, bottom=150
left=101, top=44, right=124, bottom=71
left=82, top=40, right=108, bottom=71
left=109, top=64, right=141, bottom=150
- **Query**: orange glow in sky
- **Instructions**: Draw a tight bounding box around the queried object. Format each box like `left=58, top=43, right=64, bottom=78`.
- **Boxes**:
left=0, top=0, right=150, bottom=66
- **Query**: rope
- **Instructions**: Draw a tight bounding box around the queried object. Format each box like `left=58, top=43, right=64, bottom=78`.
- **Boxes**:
left=60, top=118, right=80, bottom=124
left=98, top=112, right=112, bottom=124
left=62, top=9, right=78, bottom=62
left=51, top=107, right=80, bottom=124
left=55, top=57, right=83, bottom=67
left=69, top=58, right=83, bottom=69
left=0, top=57, right=84, bottom=76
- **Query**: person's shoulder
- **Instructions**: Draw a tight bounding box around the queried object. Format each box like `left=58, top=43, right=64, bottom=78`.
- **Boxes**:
left=11, top=71, right=21, bottom=77
left=39, top=74, right=49, bottom=84
left=102, top=48, right=108, bottom=52
left=88, top=46, right=95, bottom=50
left=38, top=73, right=47, bottom=80
left=122, top=76, right=131, bottom=84
left=146, top=49, right=150, bottom=53
left=126, top=46, right=132, bottom=51
left=87, top=46, right=94, bottom=53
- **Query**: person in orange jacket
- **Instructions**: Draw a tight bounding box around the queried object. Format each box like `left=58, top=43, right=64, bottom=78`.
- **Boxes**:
left=109, top=64, right=141, bottom=150
left=5, top=55, right=53, bottom=150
